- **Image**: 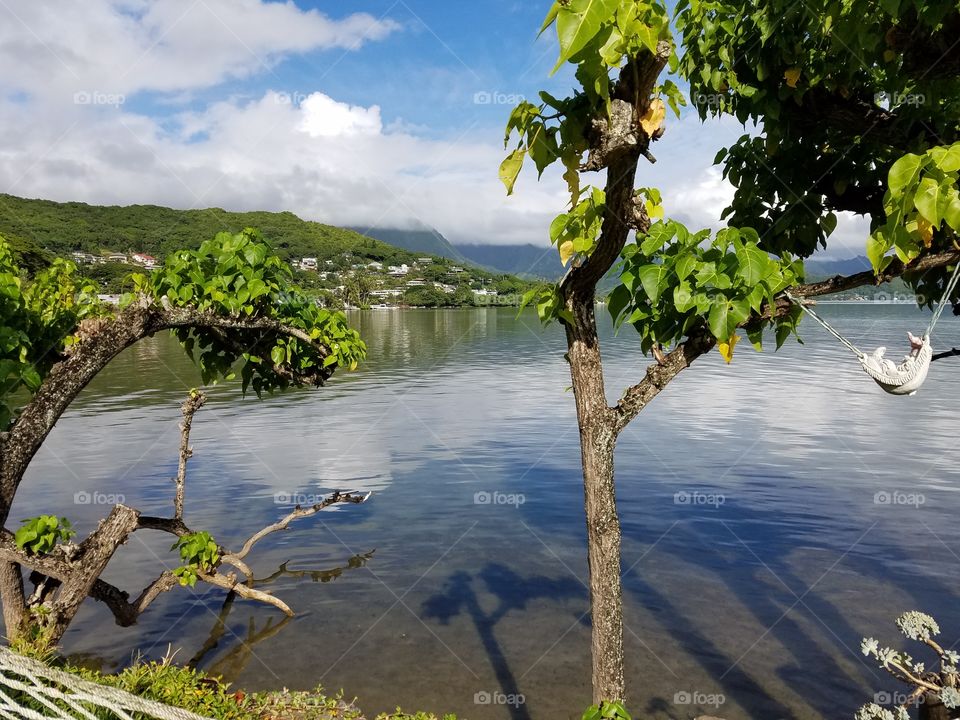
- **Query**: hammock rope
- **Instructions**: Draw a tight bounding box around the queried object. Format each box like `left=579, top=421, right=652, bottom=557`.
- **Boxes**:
left=924, top=257, right=960, bottom=338
left=0, top=647, right=210, bottom=720
left=783, top=259, right=960, bottom=396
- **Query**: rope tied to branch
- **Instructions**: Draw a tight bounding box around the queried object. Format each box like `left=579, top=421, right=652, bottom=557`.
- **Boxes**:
left=784, top=259, right=960, bottom=396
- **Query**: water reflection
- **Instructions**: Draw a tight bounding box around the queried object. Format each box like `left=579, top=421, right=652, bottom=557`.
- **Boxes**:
left=188, top=552, right=375, bottom=679
left=16, top=306, right=960, bottom=720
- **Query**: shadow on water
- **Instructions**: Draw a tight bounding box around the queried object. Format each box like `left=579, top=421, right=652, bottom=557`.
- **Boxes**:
left=501, top=440, right=960, bottom=719
left=422, top=564, right=584, bottom=720
left=617, top=482, right=960, bottom=719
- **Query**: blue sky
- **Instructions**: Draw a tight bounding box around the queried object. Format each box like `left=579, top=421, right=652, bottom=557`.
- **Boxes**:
left=0, top=0, right=867, bottom=253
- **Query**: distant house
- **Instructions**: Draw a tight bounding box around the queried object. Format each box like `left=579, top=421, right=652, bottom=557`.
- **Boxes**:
left=434, top=283, right=455, bottom=294
left=367, top=261, right=383, bottom=270
left=107, top=253, right=128, bottom=264
left=131, top=253, right=157, bottom=268
left=406, top=279, right=427, bottom=287
left=299, top=257, right=318, bottom=271
left=472, top=289, right=498, bottom=297
left=417, top=257, right=433, bottom=264
left=449, top=266, right=464, bottom=274
left=71, top=251, right=95, bottom=264
left=370, top=289, right=403, bottom=298
left=387, top=264, right=410, bottom=276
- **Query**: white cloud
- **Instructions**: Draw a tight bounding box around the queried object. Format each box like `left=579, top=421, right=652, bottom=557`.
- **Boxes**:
left=668, top=166, right=734, bottom=230
left=299, top=94, right=383, bottom=138
left=0, top=2, right=873, bottom=255
left=0, top=0, right=400, bottom=100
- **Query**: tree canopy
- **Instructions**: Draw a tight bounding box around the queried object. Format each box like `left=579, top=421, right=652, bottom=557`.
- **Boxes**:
left=677, top=0, right=960, bottom=277
left=0, top=228, right=365, bottom=431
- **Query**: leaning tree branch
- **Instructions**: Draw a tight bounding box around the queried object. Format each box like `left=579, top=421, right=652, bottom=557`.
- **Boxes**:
left=2, top=490, right=371, bottom=632
left=932, top=348, right=960, bottom=361
left=612, top=248, right=960, bottom=430
left=175, top=392, right=205, bottom=520
left=224, top=491, right=370, bottom=564
left=0, top=382, right=370, bottom=639
left=0, top=299, right=335, bottom=527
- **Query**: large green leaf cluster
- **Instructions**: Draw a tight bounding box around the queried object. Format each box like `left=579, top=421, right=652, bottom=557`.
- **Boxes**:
left=609, top=221, right=803, bottom=356
left=148, top=228, right=364, bottom=394
left=507, top=2, right=808, bottom=361
left=676, top=0, right=960, bottom=258
left=500, top=1, right=685, bottom=221
left=0, top=229, right=365, bottom=431
left=1, top=239, right=100, bottom=428
left=868, top=142, right=960, bottom=273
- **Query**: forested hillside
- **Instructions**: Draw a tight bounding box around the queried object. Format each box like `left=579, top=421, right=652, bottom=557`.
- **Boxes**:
left=0, top=194, right=409, bottom=263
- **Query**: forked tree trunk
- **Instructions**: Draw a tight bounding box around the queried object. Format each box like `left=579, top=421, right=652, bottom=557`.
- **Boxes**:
left=565, top=292, right=625, bottom=704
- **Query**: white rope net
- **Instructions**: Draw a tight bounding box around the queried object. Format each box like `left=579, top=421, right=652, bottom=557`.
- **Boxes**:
left=0, top=648, right=210, bottom=720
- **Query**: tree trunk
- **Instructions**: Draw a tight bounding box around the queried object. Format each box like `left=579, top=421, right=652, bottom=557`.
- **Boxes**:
left=0, top=561, right=25, bottom=641
left=565, top=292, right=625, bottom=704
left=920, top=692, right=954, bottom=720
left=42, top=505, right=140, bottom=644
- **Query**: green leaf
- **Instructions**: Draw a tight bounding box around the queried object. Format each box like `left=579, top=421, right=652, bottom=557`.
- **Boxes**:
left=708, top=300, right=731, bottom=340
left=887, top=154, right=923, bottom=196
left=636, top=24, right=658, bottom=54
left=674, top=253, right=697, bottom=281
left=914, top=176, right=945, bottom=225
left=735, top=243, right=773, bottom=285
left=944, top=187, right=960, bottom=231
left=637, top=264, right=666, bottom=305
left=930, top=143, right=960, bottom=173
left=866, top=229, right=891, bottom=272
left=540, top=3, right=560, bottom=35
left=673, top=282, right=695, bottom=312
left=552, top=0, right=619, bottom=73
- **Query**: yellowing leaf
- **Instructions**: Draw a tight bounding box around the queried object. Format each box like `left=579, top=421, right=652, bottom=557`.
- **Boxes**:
left=640, top=98, right=666, bottom=137
left=917, top=217, right=934, bottom=248
left=784, top=67, right=801, bottom=88
left=646, top=200, right=664, bottom=220
left=499, top=149, right=526, bottom=195
left=563, top=164, right=581, bottom=206
left=883, top=49, right=896, bottom=63
left=559, top=240, right=576, bottom=267
left=718, top=333, right=740, bottom=364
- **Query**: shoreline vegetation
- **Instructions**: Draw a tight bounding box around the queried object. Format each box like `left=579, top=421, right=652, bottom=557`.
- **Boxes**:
left=10, top=642, right=457, bottom=720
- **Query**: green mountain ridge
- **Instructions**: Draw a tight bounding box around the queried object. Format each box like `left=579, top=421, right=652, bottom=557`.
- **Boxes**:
left=346, top=226, right=473, bottom=265
left=0, top=194, right=418, bottom=264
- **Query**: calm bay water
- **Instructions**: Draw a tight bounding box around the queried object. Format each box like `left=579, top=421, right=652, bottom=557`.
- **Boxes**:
left=17, top=305, right=960, bottom=720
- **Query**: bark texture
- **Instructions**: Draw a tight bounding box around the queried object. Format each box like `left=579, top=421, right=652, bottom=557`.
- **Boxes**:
left=559, top=43, right=672, bottom=706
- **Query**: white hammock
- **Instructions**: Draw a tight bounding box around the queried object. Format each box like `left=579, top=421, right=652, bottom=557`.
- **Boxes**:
left=784, top=259, right=960, bottom=396
left=858, top=335, right=933, bottom=396
left=0, top=647, right=210, bottom=720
